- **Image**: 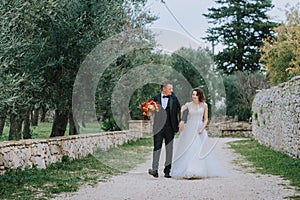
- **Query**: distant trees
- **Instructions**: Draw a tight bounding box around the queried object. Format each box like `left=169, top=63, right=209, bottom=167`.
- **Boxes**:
left=204, top=0, right=277, bottom=73
left=171, top=47, right=214, bottom=116
left=202, top=0, right=290, bottom=121
left=260, top=3, right=300, bottom=85
left=223, top=71, right=269, bottom=121
left=0, top=0, right=154, bottom=139
left=130, top=47, right=214, bottom=118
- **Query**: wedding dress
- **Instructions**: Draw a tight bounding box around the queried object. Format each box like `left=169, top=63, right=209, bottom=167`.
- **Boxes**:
left=171, top=102, right=227, bottom=179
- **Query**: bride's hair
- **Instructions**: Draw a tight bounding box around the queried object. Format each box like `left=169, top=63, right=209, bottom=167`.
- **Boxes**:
left=193, top=88, right=206, bottom=102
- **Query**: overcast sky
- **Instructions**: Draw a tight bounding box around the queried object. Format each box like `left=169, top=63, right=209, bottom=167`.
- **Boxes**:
left=146, top=0, right=298, bottom=52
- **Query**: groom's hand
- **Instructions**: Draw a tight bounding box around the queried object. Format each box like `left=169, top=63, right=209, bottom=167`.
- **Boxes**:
left=147, top=111, right=152, bottom=117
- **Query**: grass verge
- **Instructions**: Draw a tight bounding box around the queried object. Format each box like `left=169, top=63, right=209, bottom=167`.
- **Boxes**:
left=0, top=122, right=104, bottom=142
left=0, top=137, right=153, bottom=200
left=228, top=139, right=300, bottom=193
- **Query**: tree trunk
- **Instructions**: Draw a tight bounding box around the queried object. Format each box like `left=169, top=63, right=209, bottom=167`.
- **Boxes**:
left=9, top=113, right=23, bottom=140
left=31, top=106, right=39, bottom=126
left=50, top=109, right=69, bottom=137
left=23, top=109, right=31, bottom=139
left=40, top=104, right=48, bottom=122
left=69, top=111, right=79, bottom=135
left=81, top=121, right=86, bottom=128
left=81, top=112, right=86, bottom=128
left=0, top=116, right=6, bottom=136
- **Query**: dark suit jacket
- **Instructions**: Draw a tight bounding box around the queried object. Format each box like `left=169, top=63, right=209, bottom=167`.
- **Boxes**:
left=152, top=93, right=181, bottom=134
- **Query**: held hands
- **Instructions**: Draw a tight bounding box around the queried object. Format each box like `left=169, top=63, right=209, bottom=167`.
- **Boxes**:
left=178, top=121, right=185, bottom=133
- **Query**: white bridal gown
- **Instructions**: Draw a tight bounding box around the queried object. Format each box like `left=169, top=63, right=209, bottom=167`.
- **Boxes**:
left=171, top=102, right=227, bottom=179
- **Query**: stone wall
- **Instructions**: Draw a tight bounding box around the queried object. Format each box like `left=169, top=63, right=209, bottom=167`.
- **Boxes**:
left=207, top=121, right=252, bottom=137
left=252, top=76, right=300, bottom=158
left=128, top=120, right=152, bottom=136
left=130, top=116, right=253, bottom=137
left=0, top=120, right=151, bottom=174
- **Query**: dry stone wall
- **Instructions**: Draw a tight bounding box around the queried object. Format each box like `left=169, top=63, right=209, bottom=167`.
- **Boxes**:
left=0, top=120, right=151, bottom=174
left=207, top=121, right=252, bottom=137
left=252, top=76, right=300, bottom=158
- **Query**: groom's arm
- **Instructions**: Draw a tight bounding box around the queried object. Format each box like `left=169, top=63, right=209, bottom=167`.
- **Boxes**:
left=175, top=96, right=182, bottom=121
left=147, top=95, right=160, bottom=117
left=152, top=95, right=160, bottom=105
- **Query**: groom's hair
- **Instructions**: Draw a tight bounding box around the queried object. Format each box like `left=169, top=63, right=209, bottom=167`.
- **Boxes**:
left=161, top=80, right=172, bottom=90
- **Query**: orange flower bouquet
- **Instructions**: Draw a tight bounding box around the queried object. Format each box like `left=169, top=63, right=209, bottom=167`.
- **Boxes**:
left=140, top=98, right=159, bottom=116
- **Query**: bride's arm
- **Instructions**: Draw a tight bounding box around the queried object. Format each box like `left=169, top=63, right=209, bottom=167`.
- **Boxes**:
left=178, top=105, right=188, bottom=132
left=180, top=105, right=188, bottom=122
left=199, top=105, right=208, bottom=134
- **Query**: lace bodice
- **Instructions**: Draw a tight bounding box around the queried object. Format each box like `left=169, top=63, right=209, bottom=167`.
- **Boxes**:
left=182, top=102, right=207, bottom=124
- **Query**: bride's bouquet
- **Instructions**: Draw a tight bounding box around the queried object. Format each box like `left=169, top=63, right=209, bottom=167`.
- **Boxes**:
left=140, top=98, right=159, bottom=116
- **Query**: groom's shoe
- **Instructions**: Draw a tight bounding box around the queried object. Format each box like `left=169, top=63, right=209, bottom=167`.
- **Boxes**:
left=148, top=169, right=158, bottom=178
left=164, top=173, right=171, bottom=178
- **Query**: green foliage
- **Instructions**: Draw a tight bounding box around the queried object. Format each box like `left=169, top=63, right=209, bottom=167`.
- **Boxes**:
left=61, top=155, right=71, bottom=163
left=109, top=48, right=215, bottom=122
left=0, top=0, right=155, bottom=138
left=229, top=139, right=300, bottom=192
left=254, top=112, right=258, bottom=120
left=95, top=47, right=215, bottom=125
left=0, top=155, right=116, bottom=200
left=260, top=3, right=300, bottom=85
left=171, top=47, right=211, bottom=89
left=171, top=47, right=214, bottom=114
left=223, top=74, right=237, bottom=116
left=204, top=0, right=277, bottom=74
left=0, top=1, right=48, bottom=139
left=0, top=122, right=55, bottom=142
left=0, top=122, right=110, bottom=142
left=95, top=50, right=160, bottom=123
left=129, top=83, right=161, bottom=120
left=101, top=118, right=121, bottom=131
left=223, top=71, right=268, bottom=121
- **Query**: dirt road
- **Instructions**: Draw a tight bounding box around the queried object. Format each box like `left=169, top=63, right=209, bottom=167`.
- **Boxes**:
left=52, top=138, right=298, bottom=200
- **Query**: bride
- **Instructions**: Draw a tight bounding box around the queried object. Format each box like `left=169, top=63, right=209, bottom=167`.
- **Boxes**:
left=171, top=88, right=227, bottom=179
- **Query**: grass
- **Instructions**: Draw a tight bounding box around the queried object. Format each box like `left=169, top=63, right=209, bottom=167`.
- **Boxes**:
left=228, top=139, right=300, bottom=193
left=218, top=133, right=249, bottom=138
left=0, top=137, right=153, bottom=200
left=94, top=136, right=153, bottom=172
left=0, top=122, right=103, bottom=142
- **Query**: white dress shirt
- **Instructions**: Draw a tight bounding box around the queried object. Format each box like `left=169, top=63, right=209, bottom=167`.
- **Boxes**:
left=161, top=93, right=169, bottom=109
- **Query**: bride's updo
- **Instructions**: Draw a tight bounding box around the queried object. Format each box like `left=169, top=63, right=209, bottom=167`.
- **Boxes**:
left=193, top=88, right=206, bottom=103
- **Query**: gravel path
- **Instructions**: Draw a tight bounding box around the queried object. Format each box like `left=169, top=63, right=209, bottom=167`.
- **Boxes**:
left=52, top=138, right=299, bottom=200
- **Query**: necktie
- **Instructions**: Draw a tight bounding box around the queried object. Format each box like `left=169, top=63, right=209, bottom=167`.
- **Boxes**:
left=163, top=95, right=170, bottom=98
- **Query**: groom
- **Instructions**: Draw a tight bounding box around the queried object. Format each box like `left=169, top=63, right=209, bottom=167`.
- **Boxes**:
left=148, top=81, right=183, bottom=178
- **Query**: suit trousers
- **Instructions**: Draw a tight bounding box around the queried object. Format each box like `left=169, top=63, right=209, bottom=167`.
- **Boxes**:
left=152, top=124, right=174, bottom=174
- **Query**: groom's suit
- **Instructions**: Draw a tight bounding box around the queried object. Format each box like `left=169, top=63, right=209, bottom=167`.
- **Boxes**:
left=151, top=93, right=181, bottom=175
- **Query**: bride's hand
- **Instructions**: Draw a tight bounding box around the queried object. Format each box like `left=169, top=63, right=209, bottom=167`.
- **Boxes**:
left=178, top=121, right=184, bottom=133
left=198, top=129, right=203, bottom=135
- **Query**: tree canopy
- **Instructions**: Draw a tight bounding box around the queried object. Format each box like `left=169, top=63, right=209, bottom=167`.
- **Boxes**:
left=260, top=3, right=300, bottom=85
left=0, top=0, right=155, bottom=139
left=203, top=0, right=277, bottom=74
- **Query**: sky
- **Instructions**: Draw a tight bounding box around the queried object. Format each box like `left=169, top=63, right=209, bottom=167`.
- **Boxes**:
left=146, top=0, right=299, bottom=53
